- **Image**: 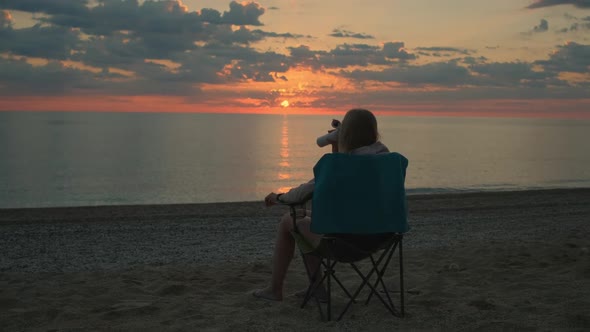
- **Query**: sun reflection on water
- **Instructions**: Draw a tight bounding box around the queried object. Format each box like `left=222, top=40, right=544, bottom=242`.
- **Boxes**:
left=278, top=115, right=293, bottom=192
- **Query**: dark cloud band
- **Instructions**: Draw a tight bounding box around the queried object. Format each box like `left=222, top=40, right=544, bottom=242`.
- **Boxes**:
left=527, top=0, right=590, bottom=9
left=329, top=29, right=374, bottom=39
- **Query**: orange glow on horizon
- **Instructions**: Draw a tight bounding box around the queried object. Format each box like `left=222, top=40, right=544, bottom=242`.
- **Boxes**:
left=200, top=66, right=353, bottom=109
left=0, top=95, right=589, bottom=119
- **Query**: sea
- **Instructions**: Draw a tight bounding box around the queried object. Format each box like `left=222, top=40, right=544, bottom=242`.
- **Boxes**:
left=1, top=111, right=589, bottom=209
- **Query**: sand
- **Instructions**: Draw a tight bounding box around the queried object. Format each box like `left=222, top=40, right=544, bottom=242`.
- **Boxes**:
left=1, top=188, right=589, bottom=331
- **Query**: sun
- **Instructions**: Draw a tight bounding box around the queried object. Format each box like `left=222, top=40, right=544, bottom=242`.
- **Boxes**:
left=280, top=100, right=290, bottom=108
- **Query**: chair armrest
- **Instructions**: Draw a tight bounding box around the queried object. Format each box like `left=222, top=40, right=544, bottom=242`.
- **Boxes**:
left=277, top=192, right=313, bottom=234
left=277, top=191, right=313, bottom=207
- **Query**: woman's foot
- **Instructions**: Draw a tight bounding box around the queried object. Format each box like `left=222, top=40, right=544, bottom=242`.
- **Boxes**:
left=252, top=287, right=283, bottom=301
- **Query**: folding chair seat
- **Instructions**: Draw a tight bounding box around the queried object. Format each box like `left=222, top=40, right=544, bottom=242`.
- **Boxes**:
left=285, top=152, right=409, bottom=321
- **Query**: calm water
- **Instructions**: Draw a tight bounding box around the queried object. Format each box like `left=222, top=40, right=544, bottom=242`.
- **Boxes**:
left=1, top=111, right=589, bottom=208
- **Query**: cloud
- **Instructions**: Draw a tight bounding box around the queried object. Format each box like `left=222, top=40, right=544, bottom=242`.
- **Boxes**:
left=535, top=41, right=590, bottom=73
left=415, top=46, right=472, bottom=56
left=47, top=1, right=202, bottom=37
left=0, top=0, right=88, bottom=16
left=0, top=0, right=588, bottom=108
left=558, top=21, right=590, bottom=32
left=0, top=1, right=296, bottom=66
left=0, top=23, right=81, bottom=60
left=0, top=55, right=207, bottom=97
left=0, top=0, right=301, bottom=98
left=462, top=56, right=488, bottom=65
left=527, top=0, right=590, bottom=9
left=219, top=48, right=290, bottom=82
left=431, top=44, right=590, bottom=90
left=0, top=57, right=108, bottom=96
left=382, top=42, right=416, bottom=60
left=340, top=54, right=572, bottom=90
left=329, top=29, right=374, bottom=39
left=287, top=45, right=324, bottom=69
left=469, top=61, right=557, bottom=87
left=344, top=61, right=472, bottom=85
left=306, top=87, right=590, bottom=111
left=72, top=33, right=151, bottom=67
left=557, top=15, right=590, bottom=32
left=533, top=19, right=549, bottom=32
left=287, top=42, right=416, bottom=71
left=324, top=44, right=386, bottom=67
left=183, top=24, right=303, bottom=48
left=221, top=1, right=265, bottom=26
left=522, top=19, right=550, bottom=35
left=3, top=1, right=266, bottom=37
left=229, top=27, right=304, bottom=44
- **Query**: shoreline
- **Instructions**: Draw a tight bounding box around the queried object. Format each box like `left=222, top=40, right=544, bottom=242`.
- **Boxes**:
left=1, top=187, right=588, bottom=224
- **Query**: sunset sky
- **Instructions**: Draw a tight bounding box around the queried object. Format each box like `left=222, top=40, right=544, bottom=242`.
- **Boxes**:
left=0, top=0, right=589, bottom=117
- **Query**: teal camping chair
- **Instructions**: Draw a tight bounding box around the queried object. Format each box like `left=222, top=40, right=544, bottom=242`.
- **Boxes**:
left=283, top=152, right=409, bottom=321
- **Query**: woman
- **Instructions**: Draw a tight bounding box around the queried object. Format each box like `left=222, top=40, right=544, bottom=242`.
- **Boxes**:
left=253, top=108, right=390, bottom=301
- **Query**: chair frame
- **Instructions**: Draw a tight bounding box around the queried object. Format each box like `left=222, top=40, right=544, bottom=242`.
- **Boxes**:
left=285, top=203, right=405, bottom=321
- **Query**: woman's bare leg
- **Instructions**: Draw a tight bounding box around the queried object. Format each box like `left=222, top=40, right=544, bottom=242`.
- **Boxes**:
left=295, top=218, right=323, bottom=282
left=254, top=210, right=321, bottom=301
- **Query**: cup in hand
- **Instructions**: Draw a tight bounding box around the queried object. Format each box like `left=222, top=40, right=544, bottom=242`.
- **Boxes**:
left=316, top=119, right=341, bottom=147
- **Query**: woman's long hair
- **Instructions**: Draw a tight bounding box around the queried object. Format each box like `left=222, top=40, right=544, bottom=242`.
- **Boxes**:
left=338, top=108, right=380, bottom=153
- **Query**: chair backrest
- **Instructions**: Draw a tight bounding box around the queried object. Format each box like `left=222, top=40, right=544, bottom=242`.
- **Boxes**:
left=310, top=152, right=409, bottom=235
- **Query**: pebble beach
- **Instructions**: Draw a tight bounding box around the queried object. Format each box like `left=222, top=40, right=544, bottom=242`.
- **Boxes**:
left=1, top=188, right=589, bottom=331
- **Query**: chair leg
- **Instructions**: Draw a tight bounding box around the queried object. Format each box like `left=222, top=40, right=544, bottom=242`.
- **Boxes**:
left=299, top=237, right=406, bottom=321
left=368, top=255, right=397, bottom=313
left=349, top=263, right=397, bottom=316
left=365, top=241, right=398, bottom=305
left=331, top=272, right=356, bottom=302
left=326, top=256, right=332, bottom=321
left=399, top=238, right=405, bottom=317
left=336, top=244, right=400, bottom=321
left=362, top=239, right=405, bottom=318
left=301, top=259, right=329, bottom=307
left=314, top=260, right=355, bottom=303
left=336, top=252, right=386, bottom=321
left=301, top=258, right=351, bottom=322
left=299, top=250, right=325, bottom=321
